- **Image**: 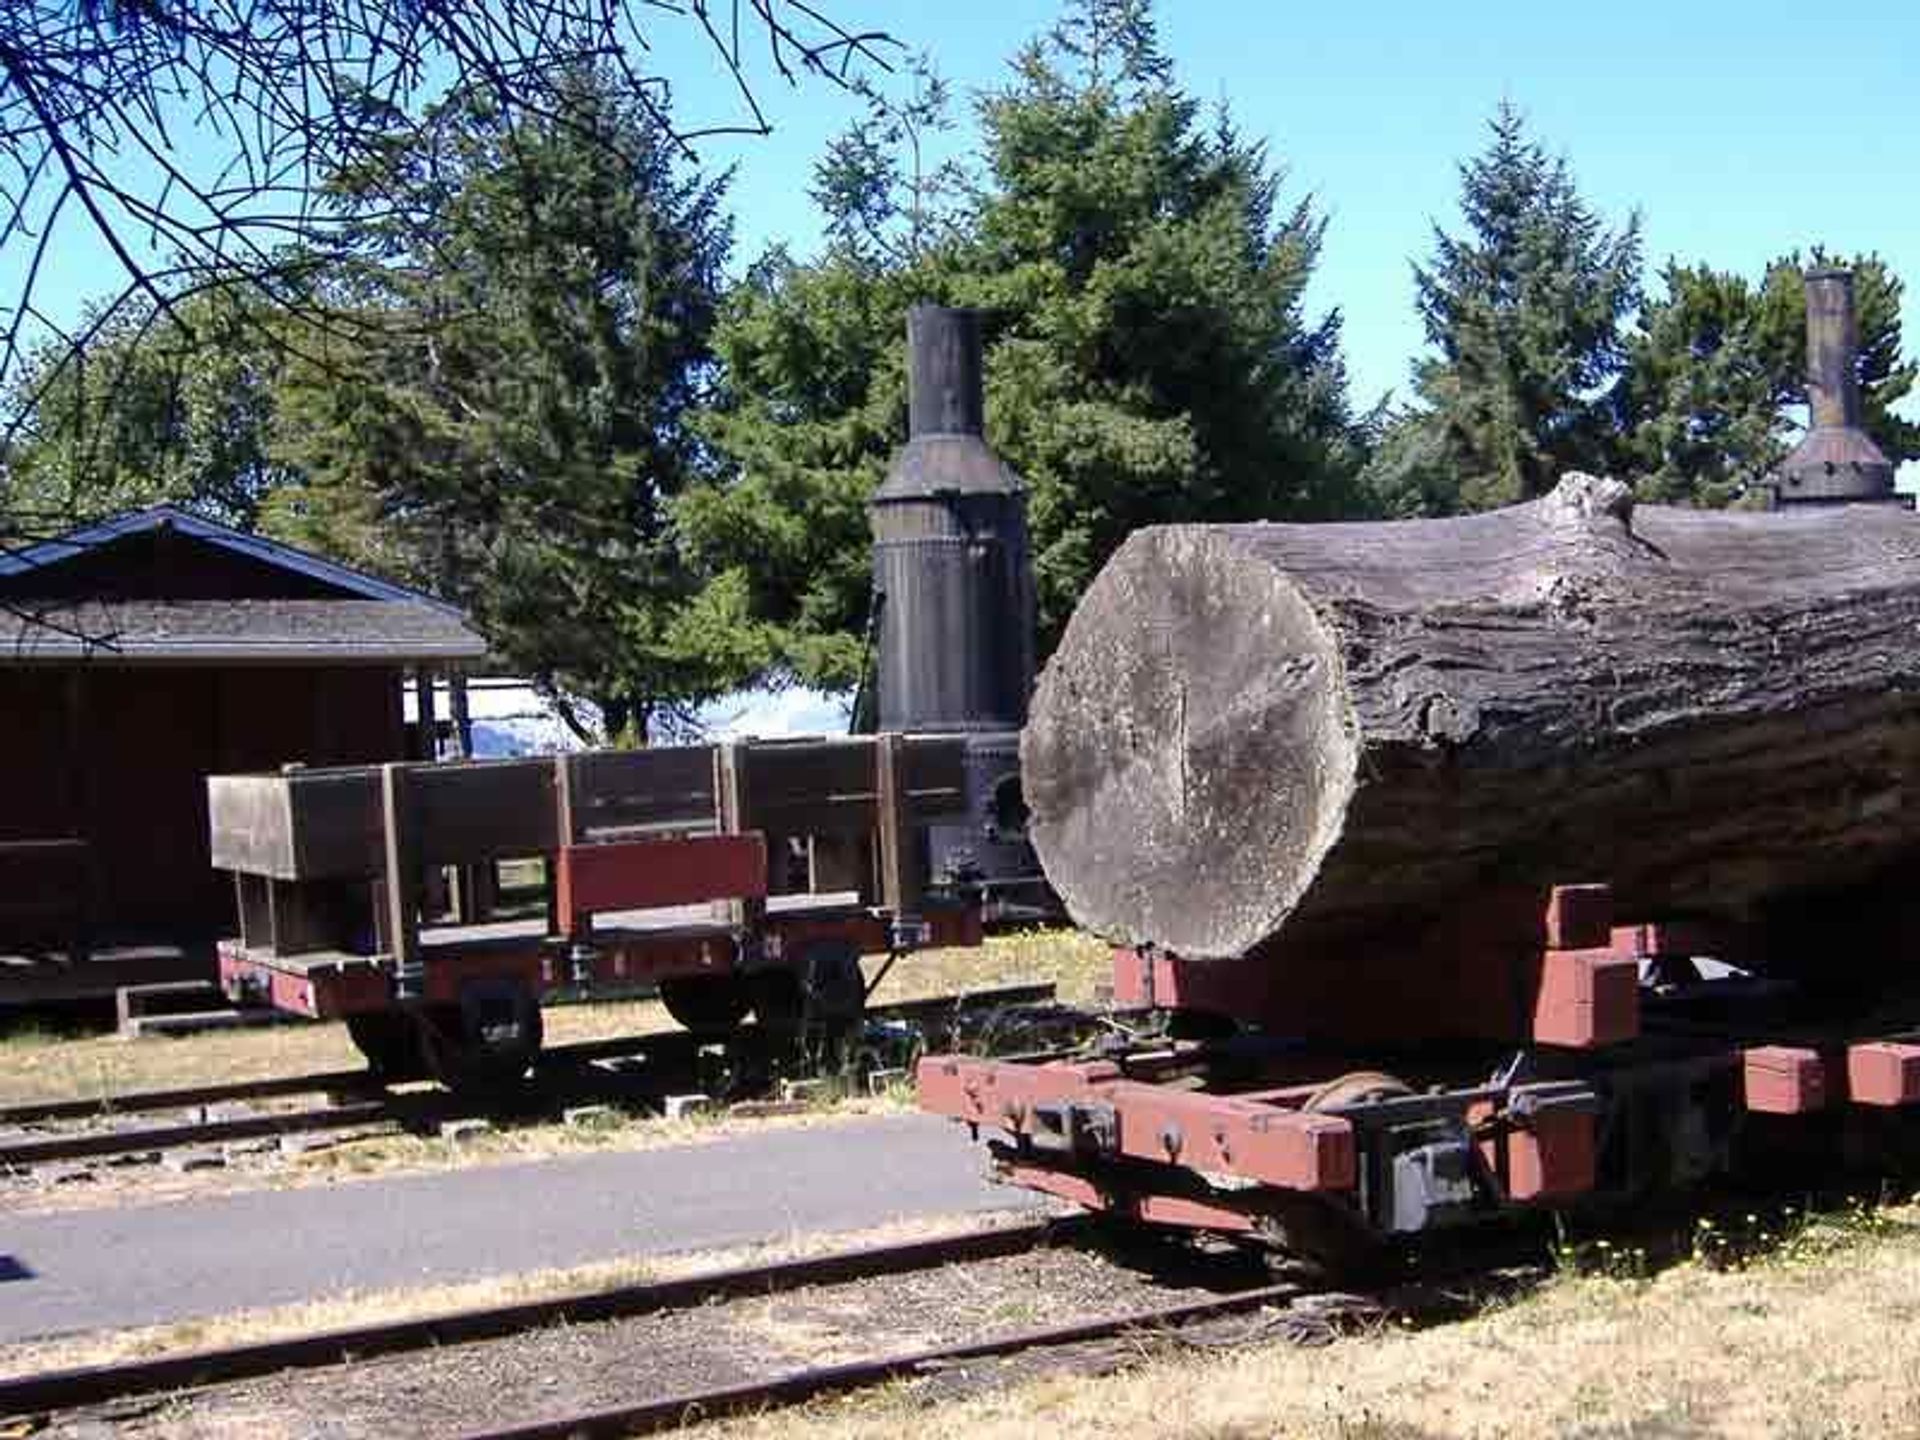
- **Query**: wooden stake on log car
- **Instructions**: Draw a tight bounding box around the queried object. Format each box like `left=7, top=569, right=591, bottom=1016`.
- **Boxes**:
left=1022, top=474, right=1920, bottom=962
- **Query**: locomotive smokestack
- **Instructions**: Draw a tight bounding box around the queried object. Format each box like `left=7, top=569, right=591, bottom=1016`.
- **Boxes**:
left=908, top=305, right=987, bottom=439
left=870, top=305, right=1045, bottom=910
left=871, top=305, right=1034, bottom=733
left=1806, top=268, right=1864, bottom=431
left=1772, top=267, right=1897, bottom=506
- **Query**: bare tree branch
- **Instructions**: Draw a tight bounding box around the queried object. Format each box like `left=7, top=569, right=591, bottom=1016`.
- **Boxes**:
left=0, top=1, right=897, bottom=413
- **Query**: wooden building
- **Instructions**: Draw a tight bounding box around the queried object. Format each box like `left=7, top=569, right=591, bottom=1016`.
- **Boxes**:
left=0, top=506, right=486, bottom=1002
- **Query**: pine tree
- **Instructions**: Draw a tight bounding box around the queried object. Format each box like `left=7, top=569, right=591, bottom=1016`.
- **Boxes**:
left=1611, top=263, right=1790, bottom=506
left=970, top=23, right=1364, bottom=640
left=1370, top=104, right=1641, bottom=513
left=266, top=67, right=732, bottom=740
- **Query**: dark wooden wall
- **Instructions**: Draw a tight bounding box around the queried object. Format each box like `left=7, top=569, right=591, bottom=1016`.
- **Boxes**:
left=0, top=665, right=404, bottom=943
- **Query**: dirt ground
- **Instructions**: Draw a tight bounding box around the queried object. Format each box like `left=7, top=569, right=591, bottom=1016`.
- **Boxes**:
left=0, top=1210, right=1052, bottom=1380
left=0, top=1092, right=920, bottom=1218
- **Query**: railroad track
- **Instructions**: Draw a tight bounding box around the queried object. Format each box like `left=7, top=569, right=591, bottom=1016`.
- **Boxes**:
left=0, top=1218, right=1076, bottom=1419
left=0, top=982, right=1067, bottom=1170
left=0, top=1213, right=1421, bottom=1438
left=463, top=1278, right=1318, bottom=1440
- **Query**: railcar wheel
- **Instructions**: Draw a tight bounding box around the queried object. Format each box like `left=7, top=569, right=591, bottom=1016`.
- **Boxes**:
left=346, top=1012, right=426, bottom=1085
left=419, top=978, right=544, bottom=1094
left=1265, top=1070, right=1419, bottom=1279
left=749, top=940, right=867, bottom=1036
left=1255, top=1191, right=1386, bottom=1283
left=659, top=975, right=751, bottom=1035
left=1303, top=1070, right=1415, bottom=1112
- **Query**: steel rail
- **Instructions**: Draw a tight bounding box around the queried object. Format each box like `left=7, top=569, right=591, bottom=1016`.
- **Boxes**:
left=0, top=1068, right=380, bottom=1128
left=451, top=1227, right=1554, bottom=1440
left=456, top=1282, right=1306, bottom=1440
left=0, top=1099, right=399, bottom=1168
left=0, top=1217, right=1078, bottom=1420
left=0, top=981, right=1060, bottom=1127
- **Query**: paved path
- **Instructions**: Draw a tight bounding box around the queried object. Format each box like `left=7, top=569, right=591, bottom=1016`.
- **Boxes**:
left=0, top=1114, right=1034, bottom=1342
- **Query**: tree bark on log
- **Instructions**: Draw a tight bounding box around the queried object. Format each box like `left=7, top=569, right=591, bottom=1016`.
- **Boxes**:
left=1022, top=475, right=1920, bottom=962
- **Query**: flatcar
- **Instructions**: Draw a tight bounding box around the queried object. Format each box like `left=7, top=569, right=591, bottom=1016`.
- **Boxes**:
left=212, top=733, right=982, bottom=1090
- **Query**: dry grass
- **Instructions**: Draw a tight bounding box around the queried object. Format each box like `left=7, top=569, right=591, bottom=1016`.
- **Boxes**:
left=286, top=1090, right=918, bottom=1181
left=701, top=1202, right=1920, bottom=1440
left=0, top=930, right=1107, bottom=1108
left=0, top=997, right=672, bottom=1108
left=876, top=929, right=1109, bottom=1008
left=0, top=1210, right=1043, bottom=1380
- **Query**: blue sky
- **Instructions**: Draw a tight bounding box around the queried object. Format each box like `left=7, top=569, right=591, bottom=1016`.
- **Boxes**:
left=653, top=0, right=1920, bottom=414
left=20, top=0, right=1920, bottom=419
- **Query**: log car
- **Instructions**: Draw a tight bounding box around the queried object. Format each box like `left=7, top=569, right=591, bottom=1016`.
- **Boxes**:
left=919, top=883, right=1920, bottom=1264
left=919, top=474, right=1920, bottom=1261
left=211, top=734, right=982, bottom=1090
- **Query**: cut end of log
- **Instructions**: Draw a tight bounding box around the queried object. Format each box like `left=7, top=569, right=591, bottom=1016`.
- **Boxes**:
left=1021, top=527, right=1358, bottom=959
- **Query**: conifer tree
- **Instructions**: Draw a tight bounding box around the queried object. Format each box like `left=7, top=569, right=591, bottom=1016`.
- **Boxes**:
left=268, top=67, right=732, bottom=740
left=679, top=0, right=1364, bottom=688
left=1368, top=104, right=1641, bottom=513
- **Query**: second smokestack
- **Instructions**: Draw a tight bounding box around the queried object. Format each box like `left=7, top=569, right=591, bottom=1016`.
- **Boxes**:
left=1773, top=266, right=1897, bottom=506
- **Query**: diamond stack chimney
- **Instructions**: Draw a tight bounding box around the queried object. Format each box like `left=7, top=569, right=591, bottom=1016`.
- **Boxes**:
left=1772, top=268, right=1899, bottom=506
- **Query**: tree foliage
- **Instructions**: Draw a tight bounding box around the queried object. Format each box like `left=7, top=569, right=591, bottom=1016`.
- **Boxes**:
left=266, top=69, right=732, bottom=738
left=2, top=288, right=289, bottom=533
left=1368, top=103, right=1641, bottom=514
left=679, top=0, right=1365, bottom=690
left=1615, top=252, right=1920, bottom=506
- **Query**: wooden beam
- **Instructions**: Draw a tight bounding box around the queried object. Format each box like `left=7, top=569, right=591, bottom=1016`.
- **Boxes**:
left=447, top=670, right=474, bottom=759
left=874, top=732, right=923, bottom=916
left=379, top=762, right=422, bottom=996
left=714, top=741, right=765, bottom=934
left=446, top=670, right=494, bottom=922
left=552, top=753, right=583, bottom=938
left=414, top=667, right=439, bottom=762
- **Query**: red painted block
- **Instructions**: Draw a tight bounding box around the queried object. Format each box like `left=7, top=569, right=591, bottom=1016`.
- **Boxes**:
left=555, top=833, right=767, bottom=924
left=1468, top=1102, right=1597, bottom=1202
left=1109, top=946, right=1272, bottom=1020
left=1744, top=1046, right=1827, bottom=1114
left=1109, top=947, right=1152, bottom=1007
left=1533, top=949, right=1639, bottom=1048
left=1847, top=1042, right=1920, bottom=1107
left=1103, top=1080, right=1356, bottom=1192
left=1610, top=918, right=1750, bottom=966
left=1544, top=884, right=1613, bottom=951
left=1510, top=1110, right=1597, bottom=1201
left=995, top=1160, right=1265, bottom=1235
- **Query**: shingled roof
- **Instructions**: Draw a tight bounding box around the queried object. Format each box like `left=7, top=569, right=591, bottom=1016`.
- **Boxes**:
left=0, top=506, right=488, bottom=663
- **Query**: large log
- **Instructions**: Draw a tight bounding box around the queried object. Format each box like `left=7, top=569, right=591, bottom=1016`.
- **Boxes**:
left=1022, top=475, right=1920, bottom=962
